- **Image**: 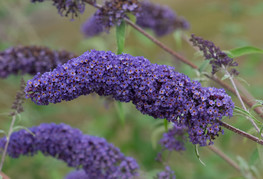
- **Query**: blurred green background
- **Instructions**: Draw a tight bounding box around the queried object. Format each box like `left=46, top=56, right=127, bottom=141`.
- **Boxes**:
left=0, top=0, right=263, bottom=178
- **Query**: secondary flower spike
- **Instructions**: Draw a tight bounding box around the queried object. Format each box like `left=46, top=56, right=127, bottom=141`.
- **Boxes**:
left=157, top=166, right=176, bottom=179
left=190, top=34, right=239, bottom=76
left=25, top=50, right=234, bottom=146
left=81, top=1, right=189, bottom=38
left=31, top=0, right=96, bottom=18
left=0, top=46, right=76, bottom=78
left=0, top=123, right=139, bottom=178
left=95, top=0, right=140, bottom=30
left=159, top=125, right=187, bottom=152
left=136, top=1, right=189, bottom=37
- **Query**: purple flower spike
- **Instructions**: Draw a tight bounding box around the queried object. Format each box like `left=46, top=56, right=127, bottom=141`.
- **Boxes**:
left=31, top=0, right=96, bottom=18
left=81, top=1, right=189, bottom=38
left=136, top=1, right=190, bottom=37
left=0, top=46, right=76, bottom=78
left=25, top=50, right=234, bottom=146
left=0, top=123, right=139, bottom=178
left=157, top=166, right=176, bottom=179
left=159, top=125, right=187, bottom=152
left=95, top=0, right=141, bottom=30
left=190, top=34, right=239, bottom=75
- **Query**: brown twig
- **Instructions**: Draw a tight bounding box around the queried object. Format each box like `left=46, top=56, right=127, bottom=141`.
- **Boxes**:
left=218, top=120, right=263, bottom=145
left=208, top=145, right=241, bottom=172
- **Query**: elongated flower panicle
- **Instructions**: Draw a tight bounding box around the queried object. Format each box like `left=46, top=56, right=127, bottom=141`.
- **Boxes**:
left=31, top=0, right=96, bottom=18
left=25, top=50, right=234, bottom=146
left=190, top=34, right=239, bottom=75
left=0, top=46, right=76, bottom=78
left=95, top=0, right=140, bottom=30
left=136, top=1, right=189, bottom=37
left=157, top=166, right=176, bottom=179
left=159, top=125, right=187, bottom=152
left=0, top=123, right=139, bottom=178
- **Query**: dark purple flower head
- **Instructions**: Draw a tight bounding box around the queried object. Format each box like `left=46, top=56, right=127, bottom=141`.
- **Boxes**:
left=81, top=1, right=189, bottom=38
left=31, top=0, right=96, bottom=18
left=190, top=34, right=239, bottom=76
left=136, top=1, right=189, bottom=37
left=95, top=0, right=141, bottom=30
left=159, top=125, right=187, bottom=152
left=0, top=123, right=139, bottom=178
left=0, top=46, right=76, bottom=78
left=10, top=78, right=26, bottom=115
left=25, top=50, right=234, bottom=146
left=156, top=166, right=176, bottom=179
left=81, top=15, right=105, bottom=38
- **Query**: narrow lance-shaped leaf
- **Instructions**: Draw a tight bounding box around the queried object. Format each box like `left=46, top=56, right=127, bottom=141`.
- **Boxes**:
left=116, top=20, right=126, bottom=55
left=195, top=145, right=206, bottom=166
left=225, top=46, right=263, bottom=58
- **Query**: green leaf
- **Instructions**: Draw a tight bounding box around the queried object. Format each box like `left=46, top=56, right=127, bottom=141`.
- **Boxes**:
left=225, top=46, right=263, bottom=58
left=116, top=21, right=126, bottom=55
left=251, top=100, right=263, bottom=111
left=221, top=73, right=231, bottom=81
left=126, top=13, right=136, bottom=24
left=234, top=106, right=261, bottom=124
left=194, top=145, right=206, bottom=166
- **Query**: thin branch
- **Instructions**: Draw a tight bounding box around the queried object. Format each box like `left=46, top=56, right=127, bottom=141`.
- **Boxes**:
left=208, top=145, right=241, bottom=172
left=0, top=115, right=16, bottom=172
left=218, top=120, right=263, bottom=145
left=225, top=68, right=261, bottom=137
left=124, top=18, right=199, bottom=69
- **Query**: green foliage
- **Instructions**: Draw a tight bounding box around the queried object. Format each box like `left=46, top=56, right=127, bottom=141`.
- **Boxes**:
left=225, top=46, right=263, bottom=58
left=195, top=145, right=206, bottom=166
left=116, top=21, right=126, bottom=55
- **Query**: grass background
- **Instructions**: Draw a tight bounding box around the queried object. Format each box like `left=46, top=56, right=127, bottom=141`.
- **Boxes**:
left=0, top=0, right=263, bottom=178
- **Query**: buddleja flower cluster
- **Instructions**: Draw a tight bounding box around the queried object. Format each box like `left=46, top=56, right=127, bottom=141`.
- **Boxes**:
left=156, top=166, right=176, bottom=179
left=0, top=46, right=75, bottom=78
left=0, top=123, right=139, bottom=178
left=82, top=1, right=189, bottom=38
left=136, top=1, right=189, bottom=37
left=25, top=50, right=234, bottom=146
left=31, top=0, right=96, bottom=18
left=159, top=125, right=187, bottom=152
left=190, top=34, right=239, bottom=76
left=95, top=0, right=140, bottom=30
